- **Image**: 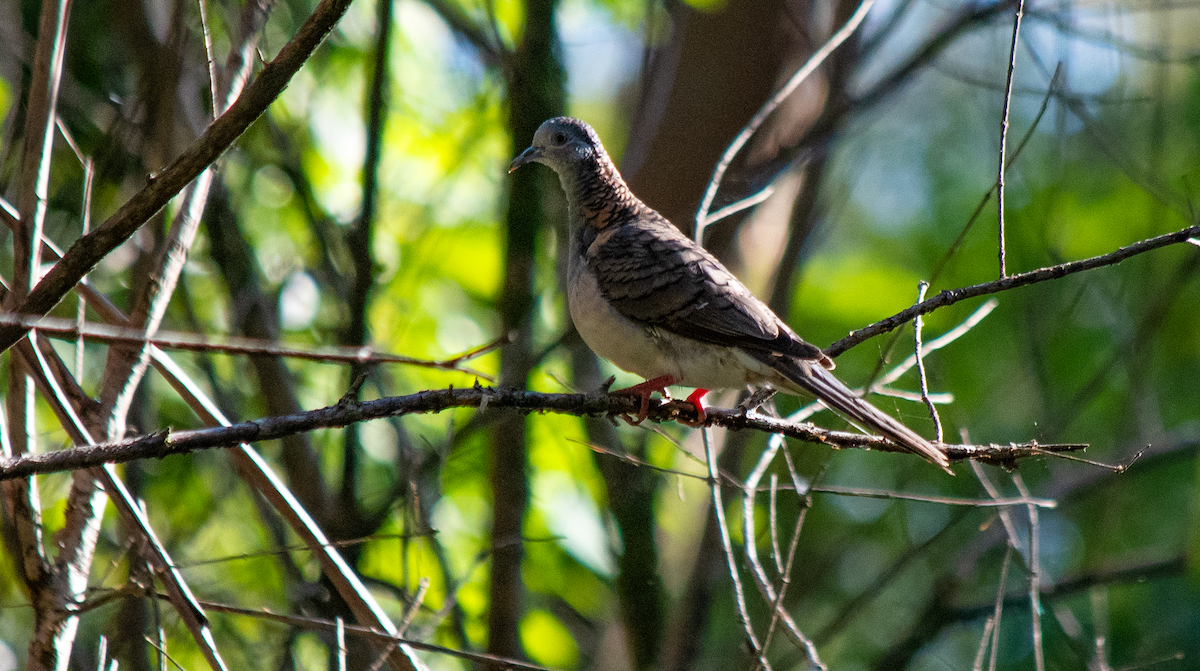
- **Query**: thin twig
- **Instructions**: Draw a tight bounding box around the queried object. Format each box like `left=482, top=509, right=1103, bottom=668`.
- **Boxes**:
left=827, top=222, right=1200, bottom=356
left=702, top=428, right=769, bottom=669
left=197, top=0, right=219, bottom=118
left=741, top=436, right=825, bottom=666
left=12, top=0, right=71, bottom=301
left=913, top=281, right=944, bottom=442
left=989, top=546, right=1013, bottom=671
left=758, top=498, right=813, bottom=669
left=694, top=0, right=876, bottom=243
left=1012, top=472, right=1045, bottom=671
left=768, top=474, right=783, bottom=575
left=146, top=594, right=554, bottom=670
left=971, top=460, right=1023, bottom=559
left=972, top=616, right=996, bottom=671
left=742, top=435, right=825, bottom=668
left=0, top=313, right=500, bottom=379
left=997, top=0, right=1026, bottom=277
left=74, top=156, right=93, bottom=382
left=870, top=299, right=998, bottom=391
left=807, top=484, right=1055, bottom=509
left=51, top=119, right=94, bottom=382
left=794, top=298, right=997, bottom=424
left=701, top=186, right=775, bottom=229
left=929, top=64, right=1061, bottom=285
left=399, top=577, right=430, bottom=635
left=1090, top=587, right=1112, bottom=671
left=337, top=618, right=347, bottom=671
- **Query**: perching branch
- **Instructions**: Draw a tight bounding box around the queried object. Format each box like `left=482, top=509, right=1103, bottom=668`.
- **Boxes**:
left=0, top=386, right=1086, bottom=481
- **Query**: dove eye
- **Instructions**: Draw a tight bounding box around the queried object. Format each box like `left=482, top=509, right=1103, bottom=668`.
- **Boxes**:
left=552, top=132, right=567, bottom=145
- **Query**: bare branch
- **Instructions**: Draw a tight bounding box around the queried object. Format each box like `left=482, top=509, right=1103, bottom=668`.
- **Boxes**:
left=12, top=0, right=71, bottom=300
left=0, top=0, right=356, bottom=354
left=0, top=313, right=499, bottom=378
left=1013, top=473, right=1045, bottom=671
left=996, top=0, right=1026, bottom=278
left=913, top=281, right=944, bottom=442
left=422, top=0, right=503, bottom=66
left=701, top=428, right=769, bottom=669
left=0, top=387, right=1087, bottom=481
left=694, top=0, right=875, bottom=243
left=827, top=223, right=1200, bottom=356
left=147, top=595, right=553, bottom=671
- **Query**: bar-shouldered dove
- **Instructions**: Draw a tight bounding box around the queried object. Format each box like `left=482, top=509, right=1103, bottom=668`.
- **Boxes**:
left=510, top=116, right=950, bottom=472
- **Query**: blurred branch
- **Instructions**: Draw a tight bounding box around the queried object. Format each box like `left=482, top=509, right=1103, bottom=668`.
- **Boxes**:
left=827, top=222, right=1200, bottom=356
left=97, top=0, right=272, bottom=438
left=489, top=0, right=564, bottom=663
left=0, top=0, right=355, bottom=354
left=338, top=0, right=394, bottom=544
left=701, top=428, right=770, bottom=669
left=953, top=554, right=1186, bottom=623
left=694, top=0, right=875, bottom=243
left=12, top=0, right=70, bottom=300
left=422, top=0, right=503, bottom=66
left=0, top=313, right=501, bottom=378
left=0, top=387, right=1087, bottom=481
left=13, top=336, right=230, bottom=671
left=735, top=0, right=1013, bottom=203
left=150, top=595, right=551, bottom=670
left=875, top=554, right=1185, bottom=669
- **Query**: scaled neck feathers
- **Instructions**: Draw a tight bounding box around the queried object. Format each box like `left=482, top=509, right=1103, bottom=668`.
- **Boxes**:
left=561, top=149, right=651, bottom=231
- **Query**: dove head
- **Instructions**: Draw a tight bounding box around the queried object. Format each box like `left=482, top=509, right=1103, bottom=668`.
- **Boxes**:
left=509, top=117, right=615, bottom=183
left=510, top=117, right=643, bottom=229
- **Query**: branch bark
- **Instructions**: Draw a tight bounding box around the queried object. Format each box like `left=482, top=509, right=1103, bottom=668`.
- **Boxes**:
left=0, top=386, right=1085, bottom=482
left=827, top=223, right=1200, bottom=356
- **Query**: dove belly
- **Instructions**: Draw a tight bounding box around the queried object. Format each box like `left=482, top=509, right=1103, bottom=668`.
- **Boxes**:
left=568, top=264, right=765, bottom=390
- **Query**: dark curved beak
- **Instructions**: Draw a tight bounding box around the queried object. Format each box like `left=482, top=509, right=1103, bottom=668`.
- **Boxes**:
left=508, top=146, right=540, bottom=173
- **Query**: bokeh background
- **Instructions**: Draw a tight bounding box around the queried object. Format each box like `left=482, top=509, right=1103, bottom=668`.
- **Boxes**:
left=0, top=0, right=1198, bottom=669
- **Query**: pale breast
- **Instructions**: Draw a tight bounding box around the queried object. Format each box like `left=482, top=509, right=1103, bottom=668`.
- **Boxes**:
left=568, top=261, right=773, bottom=391
left=568, top=261, right=670, bottom=378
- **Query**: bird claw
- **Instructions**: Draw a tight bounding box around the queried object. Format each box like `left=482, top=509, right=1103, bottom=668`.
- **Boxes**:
left=676, top=388, right=709, bottom=427
left=611, top=375, right=677, bottom=425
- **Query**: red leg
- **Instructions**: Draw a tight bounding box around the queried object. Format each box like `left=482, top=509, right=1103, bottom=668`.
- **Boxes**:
left=612, top=375, right=677, bottom=424
left=680, top=388, right=709, bottom=426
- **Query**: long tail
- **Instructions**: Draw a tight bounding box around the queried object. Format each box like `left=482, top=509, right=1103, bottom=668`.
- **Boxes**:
left=755, top=354, right=952, bottom=473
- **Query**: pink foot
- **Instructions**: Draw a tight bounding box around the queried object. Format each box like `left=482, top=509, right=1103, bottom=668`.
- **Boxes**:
left=612, top=375, right=677, bottom=425
left=680, top=388, right=709, bottom=426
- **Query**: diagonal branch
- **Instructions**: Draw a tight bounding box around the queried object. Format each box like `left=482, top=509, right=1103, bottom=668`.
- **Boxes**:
left=827, top=223, right=1200, bottom=356
left=15, top=337, right=230, bottom=671
left=0, top=0, right=355, bottom=354
left=11, top=0, right=71, bottom=301
left=98, top=0, right=271, bottom=436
